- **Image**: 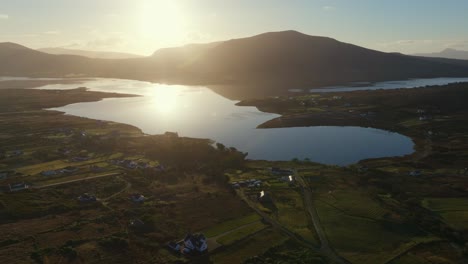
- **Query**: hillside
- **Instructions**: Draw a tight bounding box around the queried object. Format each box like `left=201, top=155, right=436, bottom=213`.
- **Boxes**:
left=1, top=31, right=468, bottom=89
left=185, top=31, right=468, bottom=86
left=38, top=47, right=143, bottom=59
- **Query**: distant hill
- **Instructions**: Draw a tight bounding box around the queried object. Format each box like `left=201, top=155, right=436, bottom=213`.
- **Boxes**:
left=38, top=47, right=143, bottom=59
left=1, top=31, right=468, bottom=91
left=414, top=48, right=468, bottom=60
left=182, top=31, right=468, bottom=86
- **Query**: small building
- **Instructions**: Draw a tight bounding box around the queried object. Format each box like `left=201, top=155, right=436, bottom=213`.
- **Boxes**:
left=358, top=166, right=369, bottom=173
left=0, top=170, right=14, bottom=179
left=8, top=182, right=29, bottom=192
left=409, top=170, right=422, bottom=177
left=61, top=166, right=79, bottom=173
left=130, top=194, right=146, bottom=203
left=258, top=190, right=273, bottom=203
left=271, top=167, right=293, bottom=176
left=129, top=219, right=145, bottom=228
left=164, top=131, right=179, bottom=138
left=183, top=233, right=207, bottom=254
left=77, top=193, right=96, bottom=202
left=9, top=150, right=23, bottom=157
left=419, top=115, right=433, bottom=121
left=279, top=175, right=294, bottom=182
left=41, top=170, right=58, bottom=176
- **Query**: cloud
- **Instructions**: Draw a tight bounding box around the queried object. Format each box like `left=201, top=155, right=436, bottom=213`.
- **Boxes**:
left=444, top=40, right=468, bottom=49
left=44, top=30, right=61, bottom=35
left=322, top=6, right=335, bottom=11
left=0, top=14, right=9, bottom=20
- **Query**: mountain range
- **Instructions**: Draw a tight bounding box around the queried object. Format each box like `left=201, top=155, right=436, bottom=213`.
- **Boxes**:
left=38, top=47, right=143, bottom=59
left=1, top=31, right=468, bottom=90
left=414, top=48, right=468, bottom=61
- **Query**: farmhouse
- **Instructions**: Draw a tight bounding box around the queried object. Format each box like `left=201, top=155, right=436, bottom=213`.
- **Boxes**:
left=60, top=166, right=79, bottom=173
left=182, top=233, right=207, bottom=254
left=130, top=193, right=146, bottom=203
left=271, top=167, right=293, bottom=175
left=8, top=182, right=29, bottom=192
left=409, top=170, right=422, bottom=177
left=77, top=193, right=96, bottom=202
left=41, top=170, right=57, bottom=176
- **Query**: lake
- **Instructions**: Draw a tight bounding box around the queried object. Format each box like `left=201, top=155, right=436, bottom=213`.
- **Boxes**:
left=307, top=77, right=468, bottom=93
left=39, top=78, right=415, bottom=165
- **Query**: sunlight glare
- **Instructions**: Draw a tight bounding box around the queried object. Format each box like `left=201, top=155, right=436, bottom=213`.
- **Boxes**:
left=151, top=86, right=179, bottom=114
left=139, top=0, right=186, bottom=42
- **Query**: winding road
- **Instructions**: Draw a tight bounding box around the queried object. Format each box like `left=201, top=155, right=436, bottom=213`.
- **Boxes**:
left=296, top=174, right=351, bottom=264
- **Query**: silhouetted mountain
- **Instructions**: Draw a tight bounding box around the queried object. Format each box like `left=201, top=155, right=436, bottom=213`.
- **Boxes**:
left=1, top=31, right=468, bottom=89
left=182, top=31, right=468, bottom=86
left=38, top=47, right=143, bottom=59
left=414, top=48, right=468, bottom=60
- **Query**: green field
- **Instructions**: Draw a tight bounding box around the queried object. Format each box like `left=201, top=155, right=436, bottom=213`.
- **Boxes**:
left=422, top=198, right=468, bottom=230
left=211, top=229, right=288, bottom=264
left=315, top=196, right=436, bottom=264
left=272, top=189, right=318, bottom=244
left=216, top=221, right=267, bottom=245
left=203, top=213, right=261, bottom=238
left=318, top=190, right=389, bottom=220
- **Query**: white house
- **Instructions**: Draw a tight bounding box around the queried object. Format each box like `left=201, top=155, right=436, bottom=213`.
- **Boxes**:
left=130, top=194, right=146, bottom=203
left=41, top=170, right=57, bottom=176
left=8, top=182, right=29, bottom=192
left=183, top=233, right=207, bottom=254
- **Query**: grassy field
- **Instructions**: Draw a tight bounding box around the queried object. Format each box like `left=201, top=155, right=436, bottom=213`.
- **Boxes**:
left=203, top=213, right=261, bottom=237
left=272, top=188, right=319, bottom=244
left=422, top=198, right=468, bottom=230
left=216, top=221, right=267, bottom=246
left=315, top=194, right=437, bottom=264
left=210, top=229, right=288, bottom=264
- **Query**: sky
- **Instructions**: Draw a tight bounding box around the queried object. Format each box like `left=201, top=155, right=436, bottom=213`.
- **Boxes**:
left=1, top=0, right=467, bottom=55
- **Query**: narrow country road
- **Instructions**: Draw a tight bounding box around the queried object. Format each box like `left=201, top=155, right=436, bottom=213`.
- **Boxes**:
left=35, top=172, right=122, bottom=189
left=296, top=174, right=351, bottom=264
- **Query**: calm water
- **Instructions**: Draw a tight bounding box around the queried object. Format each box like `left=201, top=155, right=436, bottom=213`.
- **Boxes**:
left=40, top=78, right=415, bottom=165
left=307, top=77, right=468, bottom=93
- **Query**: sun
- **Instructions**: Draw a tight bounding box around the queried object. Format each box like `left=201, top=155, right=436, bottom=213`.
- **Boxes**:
left=151, top=85, right=179, bottom=114
left=139, top=0, right=186, bottom=42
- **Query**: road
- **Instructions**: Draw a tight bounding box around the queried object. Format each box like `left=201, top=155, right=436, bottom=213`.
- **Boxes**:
left=296, top=174, right=351, bottom=264
left=35, top=172, right=122, bottom=189
left=236, top=190, right=318, bottom=249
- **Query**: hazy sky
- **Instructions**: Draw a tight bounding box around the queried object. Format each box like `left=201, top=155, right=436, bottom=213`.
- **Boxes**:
left=1, top=0, right=467, bottom=55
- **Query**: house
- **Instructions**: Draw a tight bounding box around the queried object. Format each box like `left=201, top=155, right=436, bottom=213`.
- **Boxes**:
left=9, top=150, right=23, bottom=157
left=0, top=170, right=14, bottom=179
left=183, top=233, right=208, bottom=254
left=77, top=193, right=96, bottom=202
left=409, top=170, right=422, bottom=177
left=41, top=170, right=57, bottom=176
left=358, top=166, right=369, bottom=173
left=164, top=131, right=179, bottom=137
left=60, top=166, right=79, bottom=173
left=130, top=194, right=146, bottom=203
left=258, top=190, right=273, bottom=203
left=154, top=164, right=165, bottom=172
left=271, top=167, right=293, bottom=175
left=129, top=219, right=145, bottom=228
left=419, top=115, right=432, bottom=121
left=122, top=160, right=138, bottom=169
left=8, top=182, right=29, bottom=192
left=280, top=175, right=294, bottom=182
